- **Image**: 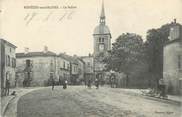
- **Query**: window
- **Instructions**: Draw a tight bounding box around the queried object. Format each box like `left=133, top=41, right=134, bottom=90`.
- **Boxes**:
left=87, top=62, right=90, bottom=67
left=74, top=66, right=77, bottom=72
left=99, top=38, right=102, bottom=42
left=99, top=37, right=104, bottom=43
left=14, top=58, right=16, bottom=68
left=178, top=55, right=181, bottom=70
left=102, top=38, right=104, bottom=42
left=6, top=55, right=8, bottom=66
left=12, top=58, right=16, bottom=68
left=67, top=63, right=70, bottom=69
left=63, top=61, right=66, bottom=69
left=8, top=56, right=10, bottom=66
left=50, top=60, right=53, bottom=66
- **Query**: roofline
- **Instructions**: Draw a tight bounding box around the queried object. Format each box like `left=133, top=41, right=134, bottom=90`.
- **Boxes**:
left=80, top=56, right=93, bottom=58
left=0, top=39, right=17, bottom=48
left=16, top=51, right=57, bottom=58
left=16, top=54, right=57, bottom=58
left=93, top=33, right=112, bottom=38
left=164, top=38, right=182, bottom=46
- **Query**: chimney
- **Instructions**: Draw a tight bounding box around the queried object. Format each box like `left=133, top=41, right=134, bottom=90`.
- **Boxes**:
left=73, top=54, right=77, bottom=58
left=43, top=46, right=48, bottom=53
left=174, top=18, right=176, bottom=23
left=89, top=53, right=91, bottom=57
left=24, top=47, right=29, bottom=54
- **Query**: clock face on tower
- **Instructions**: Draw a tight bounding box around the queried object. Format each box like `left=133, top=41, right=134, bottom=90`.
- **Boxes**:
left=99, top=44, right=105, bottom=51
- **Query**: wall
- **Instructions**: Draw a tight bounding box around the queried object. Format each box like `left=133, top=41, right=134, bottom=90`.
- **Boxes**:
left=0, top=40, right=5, bottom=96
left=77, top=59, right=85, bottom=82
left=57, top=57, right=70, bottom=83
left=4, top=43, right=16, bottom=88
left=16, top=56, right=57, bottom=86
left=163, top=42, right=182, bottom=94
left=82, top=57, right=94, bottom=74
left=93, top=34, right=111, bottom=56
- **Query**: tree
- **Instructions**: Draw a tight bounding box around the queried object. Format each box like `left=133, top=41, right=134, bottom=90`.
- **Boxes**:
left=103, top=33, right=145, bottom=86
left=144, top=22, right=182, bottom=86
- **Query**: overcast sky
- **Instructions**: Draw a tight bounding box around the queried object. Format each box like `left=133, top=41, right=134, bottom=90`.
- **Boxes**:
left=1, top=0, right=182, bottom=56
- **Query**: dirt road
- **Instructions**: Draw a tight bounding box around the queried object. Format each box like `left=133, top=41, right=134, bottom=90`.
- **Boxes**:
left=17, top=86, right=181, bottom=117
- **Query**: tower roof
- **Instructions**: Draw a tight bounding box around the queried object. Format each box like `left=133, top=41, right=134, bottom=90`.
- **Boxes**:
left=93, top=0, right=111, bottom=35
left=93, top=25, right=110, bottom=35
left=100, top=0, right=105, bottom=18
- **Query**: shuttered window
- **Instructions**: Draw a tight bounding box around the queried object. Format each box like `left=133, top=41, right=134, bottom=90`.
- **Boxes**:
left=178, top=55, right=181, bottom=71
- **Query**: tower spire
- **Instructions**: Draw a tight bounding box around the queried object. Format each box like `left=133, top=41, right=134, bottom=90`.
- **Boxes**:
left=100, top=0, right=105, bottom=25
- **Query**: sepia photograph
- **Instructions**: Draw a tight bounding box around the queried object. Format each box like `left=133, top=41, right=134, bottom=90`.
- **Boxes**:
left=0, top=0, right=182, bottom=117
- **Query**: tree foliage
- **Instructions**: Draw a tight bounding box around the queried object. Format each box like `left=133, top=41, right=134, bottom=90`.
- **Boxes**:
left=144, top=22, right=182, bottom=85
left=104, top=33, right=144, bottom=75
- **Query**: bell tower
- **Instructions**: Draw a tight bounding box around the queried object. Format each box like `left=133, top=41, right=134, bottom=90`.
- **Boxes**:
left=93, top=0, right=112, bottom=74
left=93, top=0, right=111, bottom=58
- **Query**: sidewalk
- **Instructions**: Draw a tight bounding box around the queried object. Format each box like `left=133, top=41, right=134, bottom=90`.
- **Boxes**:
left=1, top=87, right=44, bottom=117
left=120, top=88, right=182, bottom=105
left=1, top=95, right=15, bottom=117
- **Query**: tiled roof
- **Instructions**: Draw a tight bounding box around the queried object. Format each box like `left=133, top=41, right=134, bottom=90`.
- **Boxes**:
left=16, top=51, right=56, bottom=58
left=58, top=53, right=78, bottom=64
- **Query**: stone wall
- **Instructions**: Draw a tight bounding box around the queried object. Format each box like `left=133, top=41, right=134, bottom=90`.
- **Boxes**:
left=16, top=56, right=57, bottom=87
left=163, top=42, right=182, bottom=94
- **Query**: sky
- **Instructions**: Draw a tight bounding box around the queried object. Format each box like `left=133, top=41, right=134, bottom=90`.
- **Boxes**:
left=1, top=0, right=182, bottom=56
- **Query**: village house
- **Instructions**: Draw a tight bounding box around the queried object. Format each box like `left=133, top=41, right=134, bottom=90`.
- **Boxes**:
left=81, top=54, right=94, bottom=83
left=0, top=39, right=16, bottom=96
left=74, top=56, right=85, bottom=84
left=69, top=57, right=79, bottom=85
left=16, top=46, right=57, bottom=87
left=163, top=19, right=182, bottom=94
left=57, top=53, right=80, bottom=85
left=57, top=53, right=71, bottom=85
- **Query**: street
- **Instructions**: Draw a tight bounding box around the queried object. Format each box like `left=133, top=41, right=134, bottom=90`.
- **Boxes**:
left=17, top=86, right=181, bottom=117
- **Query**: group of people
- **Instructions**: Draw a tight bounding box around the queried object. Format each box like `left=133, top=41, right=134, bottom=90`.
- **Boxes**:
left=158, top=79, right=167, bottom=98
left=51, top=78, right=68, bottom=90
left=86, top=78, right=100, bottom=89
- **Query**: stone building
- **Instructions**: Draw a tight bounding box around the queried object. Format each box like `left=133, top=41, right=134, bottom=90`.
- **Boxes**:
left=70, top=58, right=79, bottom=85
left=0, top=39, right=16, bottom=96
left=16, top=47, right=57, bottom=87
left=57, top=53, right=71, bottom=84
left=58, top=53, right=80, bottom=85
left=93, top=1, right=111, bottom=80
left=75, top=57, right=85, bottom=84
left=163, top=20, right=182, bottom=94
left=81, top=54, right=94, bottom=83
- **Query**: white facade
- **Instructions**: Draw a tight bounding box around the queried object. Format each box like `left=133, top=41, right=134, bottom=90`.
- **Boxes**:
left=0, top=39, right=16, bottom=96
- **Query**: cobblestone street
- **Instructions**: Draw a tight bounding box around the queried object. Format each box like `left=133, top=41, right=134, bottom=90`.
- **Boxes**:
left=16, top=86, right=181, bottom=117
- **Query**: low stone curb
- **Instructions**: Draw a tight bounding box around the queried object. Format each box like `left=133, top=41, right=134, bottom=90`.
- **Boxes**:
left=1, top=96, right=15, bottom=117
left=2, top=87, right=45, bottom=117
left=122, top=89, right=181, bottom=106
left=141, top=95, right=181, bottom=106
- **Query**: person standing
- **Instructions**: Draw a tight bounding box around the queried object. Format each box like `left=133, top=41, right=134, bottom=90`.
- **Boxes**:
left=51, top=77, right=55, bottom=91
left=158, top=79, right=167, bottom=98
left=95, top=78, right=99, bottom=89
left=5, top=79, right=10, bottom=96
left=63, top=80, right=68, bottom=89
left=87, top=79, right=92, bottom=89
left=59, top=76, right=62, bottom=86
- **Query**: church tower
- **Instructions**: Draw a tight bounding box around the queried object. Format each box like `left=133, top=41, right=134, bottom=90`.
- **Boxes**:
left=93, top=0, right=111, bottom=75
left=93, top=1, right=111, bottom=57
